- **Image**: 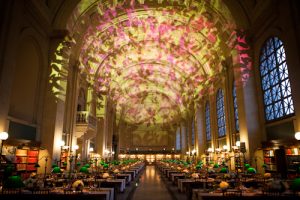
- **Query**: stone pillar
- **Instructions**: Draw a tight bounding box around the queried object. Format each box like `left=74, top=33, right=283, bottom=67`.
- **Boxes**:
left=96, top=117, right=105, bottom=157
left=64, top=63, right=80, bottom=151
left=40, top=35, right=70, bottom=166
left=233, top=31, right=262, bottom=164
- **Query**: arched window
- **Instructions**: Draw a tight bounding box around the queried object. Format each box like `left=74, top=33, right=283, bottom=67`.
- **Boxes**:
left=176, top=127, right=181, bottom=150
left=191, top=118, right=195, bottom=146
left=233, top=83, right=239, bottom=132
left=216, top=89, right=226, bottom=137
left=259, top=37, right=294, bottom=121
left=205, top=102, right=211, bottom=141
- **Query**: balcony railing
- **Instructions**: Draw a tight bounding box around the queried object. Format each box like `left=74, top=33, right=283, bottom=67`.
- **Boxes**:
left=76, top=111, right=97, bottom=128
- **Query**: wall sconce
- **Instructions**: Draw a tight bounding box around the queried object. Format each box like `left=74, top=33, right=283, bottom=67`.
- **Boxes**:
left=0, top=131, right=9, bottom=156
left=223, top=145, right=228, bottom=152
left=59, top=140, right=65, bottom=147
left=73, top=145, right=79, bottom=151
left=192, top=149, right=196, bottom=156
left=89, top=147, right=94, bottom=152
left=0, top=132, right=9, bottom=141
left=295, top=132, right=300, bottom=140
left=207, top=148, right=213, bottom=153
left=236, top=141, right=240, bottom=147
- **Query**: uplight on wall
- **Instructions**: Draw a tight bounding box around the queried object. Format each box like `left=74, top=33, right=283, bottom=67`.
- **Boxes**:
left=236, top=141, right=241, bottom=147
left=59, top=140, right=65, bottom=147
left=223, top=145, right=228, bottom=151
left=0, top=132, right=9, bottom=140
left=295, top=132, right=300, bottom=140
left=73, top=145, right=79, bottom=151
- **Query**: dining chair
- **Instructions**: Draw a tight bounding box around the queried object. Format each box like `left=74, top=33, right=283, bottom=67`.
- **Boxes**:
left=223, top=189, right=242, bottom=196
left=64, top=189, right=83, bottom=195
left=1, top=188, right=22, bottom=194
left=32, top=188, right=50, bottom=194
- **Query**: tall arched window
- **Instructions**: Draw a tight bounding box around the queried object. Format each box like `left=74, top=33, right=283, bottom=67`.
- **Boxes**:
left=205, top=102, right=211, bottom=141
left=176, top=127, right=181, bottom=150
left=233, top=83, right=239, bottom=132
left=259, top=37, right=294, bottom=121
left=216, top=89, right=226, bottom=137
left=191, top=118, right=195, bottom=146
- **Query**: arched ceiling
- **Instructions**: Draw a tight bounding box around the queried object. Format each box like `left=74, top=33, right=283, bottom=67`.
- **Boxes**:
left=66, top=0, right=239, bottom=127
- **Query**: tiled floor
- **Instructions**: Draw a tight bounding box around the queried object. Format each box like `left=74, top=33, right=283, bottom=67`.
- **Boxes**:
left=131, top=165, right=173, bottom=200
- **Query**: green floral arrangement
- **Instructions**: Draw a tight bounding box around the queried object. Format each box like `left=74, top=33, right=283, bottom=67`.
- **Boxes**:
left=52, top=167, right=61, bottom=173
left=291, top=178, right=300, bottom=191
left=219, top=167, right=228, bottom=173
left=103, top=163, right=109, bottom=168
left=213, top=164, right=219, bottom=168
left=111, top=160, right=120, bottom=165
left=52, top=164, right=58, bottom=168
left=4, top=164, right=15, bottom=176
left=262, top=163, right=267, bottom=168
left=76, top=162, right=81, bottom=166
left=196, top=164, right=202, bottom=170
left=244, top=163, right=250, bottom=169
left=84, top=163, right=90, bottom=168
left=247, top=167, right=256, bottom=174
left=79, top=166, right=89, bottom=173
left=5, top=176, right=24, bottom=188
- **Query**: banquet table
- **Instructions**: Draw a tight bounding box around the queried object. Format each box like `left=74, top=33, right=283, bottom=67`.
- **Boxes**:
left=194, top=189, right=300, bottom=200
left=116, top=174, right=132, bottom=184
left=0, top=187, right=112, bottom=200
left=96, top=178, right=126, bottom=192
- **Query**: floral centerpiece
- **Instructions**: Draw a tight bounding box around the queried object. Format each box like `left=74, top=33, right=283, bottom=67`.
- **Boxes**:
left=113, top=169, right=120, bottom=174
left=102, top=172, right=110, bottom=179
left=23, top=173, right=37, bottom=189
left=219, top=181, right=229, bottom=191
left=244, top=163, right=250, bottom=169
left=191, top=173, right=199, bottom=179
left=52, top=166, right=61, bottom=173
left=5, top=175, right=24, bottom=188
left=219, top=167, right=228, bottom=173
left=79, top=166, right=89, bottom=173
left=213, top=164, right=219, bottom=169
left=72, top=180, right=84, bottom=191
left=263, top=173, right=271, bottom=179
left=247, top=167, right=256, bottom=174
left=291, top=178, right=300, bottom=192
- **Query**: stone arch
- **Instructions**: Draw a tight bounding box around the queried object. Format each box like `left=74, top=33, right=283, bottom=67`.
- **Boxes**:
left=9, top=33, right=44, bottom=124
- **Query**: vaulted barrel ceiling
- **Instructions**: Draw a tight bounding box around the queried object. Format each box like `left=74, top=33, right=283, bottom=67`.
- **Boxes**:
left=64, top=0, right=239, bottom=127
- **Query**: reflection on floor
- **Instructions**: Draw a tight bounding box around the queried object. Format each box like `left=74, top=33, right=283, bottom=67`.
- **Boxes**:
left=131, top=165, right=173, bottom=200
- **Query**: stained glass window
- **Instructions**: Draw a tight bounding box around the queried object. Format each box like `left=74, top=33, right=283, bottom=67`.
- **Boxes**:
left=233, top=83, right=239, bottom=132
left=176, top=127, right=181, bottom=150
left=191, top=119, right=195, bottom=146
left=217, top=89, right=226, bottom=137
left=259, top=37, right=294, bottom=121
left=205, top=102, right=211, bottom=141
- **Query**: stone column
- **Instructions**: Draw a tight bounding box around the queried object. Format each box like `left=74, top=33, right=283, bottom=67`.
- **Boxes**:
left=96, top=117, right=105, bottom=157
